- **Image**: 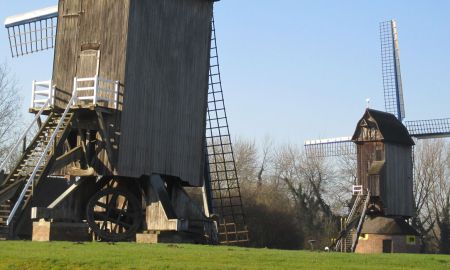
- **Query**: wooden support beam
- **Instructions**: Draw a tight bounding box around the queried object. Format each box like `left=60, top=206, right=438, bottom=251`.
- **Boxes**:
left=53, top=146, right=83, bottom=171
left=67, top=167, right=95, bottom=176
left=47, top=177, right=87, bottom=209
left=0, top=181, right=22, bottom=206
left=149, top=174, right=177, bottom=219
left=76, top=121, right=89, bottom=168
left=96, top=111, right=115, bottom=171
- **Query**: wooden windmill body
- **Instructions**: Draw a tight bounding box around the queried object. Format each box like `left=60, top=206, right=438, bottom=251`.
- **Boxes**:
left=336, top=109, right=421, bottom=253
left=0, top=0, right=248, bottom=244
left=53, top=0, right=211, bottom=185
left=352, top=108, right=414, bottom=217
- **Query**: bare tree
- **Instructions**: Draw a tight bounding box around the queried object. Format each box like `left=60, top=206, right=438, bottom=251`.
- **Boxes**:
left=0, top=63, right=21, bottom=159
left=271, top=144, right=338, bottom=248
left=233, top=139, right=303, bottom=249
left=413, top=140, right=439, bottom=251
left=413, top=139, right=450, bottom=253
left=327, top=154, right=357, bottom=215
left=234, top=137, right=259, bottom=194
left=430, top=140, right=450, bottom=253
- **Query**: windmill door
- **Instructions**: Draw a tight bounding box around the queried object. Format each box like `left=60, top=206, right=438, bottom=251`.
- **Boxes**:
left=382, top=239, right=393, bottom=253
left=75, top=49, right=100, bottom=106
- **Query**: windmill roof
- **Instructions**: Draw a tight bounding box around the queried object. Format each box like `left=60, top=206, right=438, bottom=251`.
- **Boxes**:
left=361, top=216, right=420, bottom=236
left=352, top=109, right=415, bottom=146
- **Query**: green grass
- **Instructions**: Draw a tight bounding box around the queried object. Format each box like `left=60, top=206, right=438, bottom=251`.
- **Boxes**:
left=0, top=241, right=448, bottom=270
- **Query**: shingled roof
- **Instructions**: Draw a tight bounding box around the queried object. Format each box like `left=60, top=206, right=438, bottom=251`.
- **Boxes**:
left=361, top=216, right=420, bottom=236
left=352, top=109, right=415, bottom=146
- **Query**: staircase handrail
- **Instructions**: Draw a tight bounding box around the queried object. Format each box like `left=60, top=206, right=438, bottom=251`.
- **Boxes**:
left=6, top=93, right=77, bottom=226
left=334, top=193, right=361, bottom=251
left=346, top=193, right=362, bottom=225
left=351, top=190, right=371, bottom=252
left=0, top=98, right=50, bottom=173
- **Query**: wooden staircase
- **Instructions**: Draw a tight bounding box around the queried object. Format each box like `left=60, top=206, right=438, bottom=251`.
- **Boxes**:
left=334, top=190, right=371, bottom=252
left=0, top=111, right=74, bottom=239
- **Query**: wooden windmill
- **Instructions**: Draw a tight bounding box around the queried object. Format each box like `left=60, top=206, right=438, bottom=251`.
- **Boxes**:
left=0, top=0, right=248, bottom=244
left=304, top=20, right=450, bottom=253
left=305, top=20, right=450, bottom=156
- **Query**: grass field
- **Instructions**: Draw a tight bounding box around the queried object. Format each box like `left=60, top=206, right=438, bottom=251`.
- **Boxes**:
left=0, top=241, right=449, bottom=270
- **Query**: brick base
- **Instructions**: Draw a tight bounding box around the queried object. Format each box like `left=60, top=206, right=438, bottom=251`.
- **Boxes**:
left=136, top=231, right=202, bottom=244
left=356, top=234, right=421, bottom=254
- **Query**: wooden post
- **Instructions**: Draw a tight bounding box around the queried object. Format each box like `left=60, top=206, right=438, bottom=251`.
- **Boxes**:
left=114, top=81, right=119, bottom=109
left=31, top=80, right=36, bottom=108
left=96, top=111, right=115, bottom=171
left=93, top=76, right=98, bottom=106
left=50, top=82, right=55, bottom=107
left=72, top=77, right=77, bottom=106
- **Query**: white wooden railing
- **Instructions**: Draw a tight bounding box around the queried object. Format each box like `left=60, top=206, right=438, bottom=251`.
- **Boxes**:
left=73, top=76, right=119, bottom=109
left=31, top=80, right=54, bottom=108
left=352, top=185, right=363, bottom=195
left=31, top=77, right=119, bottom=110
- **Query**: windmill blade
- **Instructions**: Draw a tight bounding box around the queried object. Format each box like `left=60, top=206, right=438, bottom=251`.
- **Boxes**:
left=304, top=136, right=356, bottom=157
left=405, top=118, right=450, bottom=139
left=380, top=20, right=405, bottom=121
left=4, top=6, right=58, bottom=57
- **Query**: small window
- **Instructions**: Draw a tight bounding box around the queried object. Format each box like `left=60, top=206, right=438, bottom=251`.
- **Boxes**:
left=359, top=233, right=368, bottom=240
left=406, top=235, right=416, bottom=245
left=375, top=144, right=383, bottom=161
left=375, top=149, right=382, bottom=161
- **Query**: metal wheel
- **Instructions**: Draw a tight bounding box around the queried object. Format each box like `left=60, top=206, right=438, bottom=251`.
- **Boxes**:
left=86, top=187, right=142, bottom=241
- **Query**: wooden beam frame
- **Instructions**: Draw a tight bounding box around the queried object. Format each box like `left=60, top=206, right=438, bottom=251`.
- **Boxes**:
left=95, top=110, right=116, bottom=172
left=52, top=146, right=84, bottom=171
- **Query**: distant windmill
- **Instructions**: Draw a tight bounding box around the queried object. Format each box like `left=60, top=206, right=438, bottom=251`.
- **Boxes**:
left=0, top=1, right=248, bottom=245
left=305, top=20, right=450, bottom=157
left=304, top=20, right=450, bottom=254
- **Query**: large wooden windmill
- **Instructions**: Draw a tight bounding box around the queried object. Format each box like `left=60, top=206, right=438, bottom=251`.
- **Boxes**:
left=0, top=0, right=248, bottom=244
left=304, top=20, right=450, bottom=253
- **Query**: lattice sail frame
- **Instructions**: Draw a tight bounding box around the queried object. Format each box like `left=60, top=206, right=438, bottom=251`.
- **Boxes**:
left=304, top=20, right=450, bottom=157
left=380, top=20, right=405, bottom=121
left=4, top=6, right=58, bottom=57
left=304, top=137, right=355, bottom=158
left=405, top=119, right=450, bottom=139
left=205, top=17, right=249, bottom=244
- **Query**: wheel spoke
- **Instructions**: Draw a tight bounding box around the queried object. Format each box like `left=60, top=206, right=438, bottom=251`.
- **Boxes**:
left=87, top=187, right=142, bottom=241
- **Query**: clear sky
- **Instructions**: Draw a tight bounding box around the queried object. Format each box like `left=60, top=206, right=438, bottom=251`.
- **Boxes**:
left=1, top=1, right=449, bottom=146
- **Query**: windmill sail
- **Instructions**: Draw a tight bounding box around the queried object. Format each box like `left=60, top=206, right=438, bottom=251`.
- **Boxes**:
left=304, top=136, right=355, bottom=157
left=405, top=118, right=450, bottom=139
left=380, top=20, right=405, bottom=121
left=4, top=6, right=58, bottom=57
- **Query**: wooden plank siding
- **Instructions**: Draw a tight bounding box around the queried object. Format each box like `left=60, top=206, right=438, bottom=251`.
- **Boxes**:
left=52, top=0, right=129, bottom=109
left=51, top=0, right=212, bottom=186
left=383, top=143, right=414, bottom=217
left=356, top=139, right=385, bottom=196
left=52, top=0, right=81, bottom=108
left=118, top=0, right=213, bottom=187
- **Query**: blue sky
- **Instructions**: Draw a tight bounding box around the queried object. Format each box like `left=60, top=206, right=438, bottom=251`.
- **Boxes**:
left=1, top=1, right=450, bottom=146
